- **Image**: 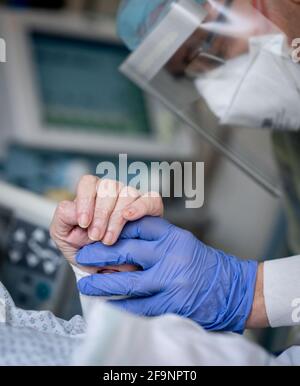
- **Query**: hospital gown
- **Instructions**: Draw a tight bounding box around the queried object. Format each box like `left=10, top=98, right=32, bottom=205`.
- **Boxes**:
left=0, top=282, right=85, bottom=366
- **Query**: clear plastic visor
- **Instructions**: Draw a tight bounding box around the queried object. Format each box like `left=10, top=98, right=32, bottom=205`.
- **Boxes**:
left=120, top=0, right=300, bottom=197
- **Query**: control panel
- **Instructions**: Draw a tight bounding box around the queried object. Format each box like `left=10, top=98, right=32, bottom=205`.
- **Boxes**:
left=0, top=181, right=79, bottom=318
left=2, top=218, right=64, bottom=308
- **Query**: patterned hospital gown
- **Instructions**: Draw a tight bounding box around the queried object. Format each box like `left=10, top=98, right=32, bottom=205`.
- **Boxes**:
left=0, top=282, right=86, bottom=366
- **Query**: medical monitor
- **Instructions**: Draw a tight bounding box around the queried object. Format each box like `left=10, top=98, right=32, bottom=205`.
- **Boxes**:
left=0, top=9, right=195, bottom=158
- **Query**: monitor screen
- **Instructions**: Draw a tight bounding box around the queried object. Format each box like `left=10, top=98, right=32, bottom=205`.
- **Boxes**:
left=30, top=31, right=151, bottom=136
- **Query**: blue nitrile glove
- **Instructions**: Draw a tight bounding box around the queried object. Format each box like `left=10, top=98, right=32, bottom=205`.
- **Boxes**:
left=76, top=217, right=258, bottom=333
left=117, top=0, right=207, bottom=51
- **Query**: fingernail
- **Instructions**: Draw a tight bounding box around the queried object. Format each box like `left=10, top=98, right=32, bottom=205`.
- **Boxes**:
left=89, top=227, right=101, bottom=241
left=103, top=231, right=114, bottom=245
left=79, top=213, right=89, bottom=228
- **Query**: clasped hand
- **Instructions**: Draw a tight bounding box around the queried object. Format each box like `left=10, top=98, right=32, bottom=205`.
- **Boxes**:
left=76, top=216, right=258, bottom=333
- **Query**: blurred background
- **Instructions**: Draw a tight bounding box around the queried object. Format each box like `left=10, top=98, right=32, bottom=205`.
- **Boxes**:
left=0, top=0, right=290, bottom=352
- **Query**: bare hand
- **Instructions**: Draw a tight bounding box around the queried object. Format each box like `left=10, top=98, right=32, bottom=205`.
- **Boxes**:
left=50, top=175, right=164, bottom=269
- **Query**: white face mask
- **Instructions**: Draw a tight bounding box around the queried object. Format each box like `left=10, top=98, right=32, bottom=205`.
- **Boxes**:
left=195, top=35, right=300, bottom=131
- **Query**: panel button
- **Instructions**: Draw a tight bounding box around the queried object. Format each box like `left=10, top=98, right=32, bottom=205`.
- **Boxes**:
left=9, top=250, right=22, bottom=263
left=26, top=253, right=39, bottom=268
left=14, top=229, right=26, bottom=243
left=43, top=261, right=56, bottom=275
left=35, top=282, right=51, bottom=301
left=32, top=229, right=46, bottom=243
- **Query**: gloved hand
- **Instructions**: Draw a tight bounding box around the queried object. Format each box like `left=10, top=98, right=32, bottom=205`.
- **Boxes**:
left=76, top=217, right=258, bottom=333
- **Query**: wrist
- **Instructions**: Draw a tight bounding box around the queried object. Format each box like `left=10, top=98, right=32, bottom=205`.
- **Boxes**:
left=246, top=263, right=269, bottom=329
left=200, top=251, right=259, bottom=333
left=226, top=257, right=259, bottom=333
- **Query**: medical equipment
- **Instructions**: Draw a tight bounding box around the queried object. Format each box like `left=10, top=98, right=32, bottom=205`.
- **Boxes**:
left=0, top=181, right=77, bottom=318
left=0, top=7, right=197, bottom=159
left=117, top=0, right=297, bottom=197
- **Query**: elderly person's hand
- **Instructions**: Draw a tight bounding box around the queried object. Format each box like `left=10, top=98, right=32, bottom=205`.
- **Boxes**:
left=50, top=175, right=163, bottom=272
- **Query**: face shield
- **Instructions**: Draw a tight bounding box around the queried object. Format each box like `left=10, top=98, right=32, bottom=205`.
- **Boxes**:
left=118, top=0, right=300, bottom=197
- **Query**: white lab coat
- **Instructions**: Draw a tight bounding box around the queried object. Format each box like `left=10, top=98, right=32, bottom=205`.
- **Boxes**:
left=264, top=256, right=300, bottom=327
left=72, top=256, right=300, bottom=366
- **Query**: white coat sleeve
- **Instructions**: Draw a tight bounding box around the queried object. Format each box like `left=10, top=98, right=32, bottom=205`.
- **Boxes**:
left=264, top=256, right=300, bottom=328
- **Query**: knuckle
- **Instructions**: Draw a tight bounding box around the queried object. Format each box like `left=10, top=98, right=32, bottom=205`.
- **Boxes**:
left=145, top=191, right=161, bottom=199
left=56, top=200, right=71, bottom=215
left=116, top=181, right=125, bottom=191
left=109, top=213, right=125, bottom=227
left=94, top=207, right=111, bottom=219
left=80, top=174, right=98, bottom=185
left=98, top=179, right=122, bottom=197
left=100, top=179, right=121, bottom=190
left=136, top=199, right=148, bottom=214
left=143, top=192, right=164, bottom=215
left=120, top=186, right=139, bottom=199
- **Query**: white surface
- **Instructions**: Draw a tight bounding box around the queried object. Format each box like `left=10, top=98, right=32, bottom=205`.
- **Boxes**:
left=72, top=265, right=127, bottom=320
left=264, top=256, right=300, bottom=328
left=0, top=181, right=57, bottom=228
left=72, top=265, right=300, bottom=365
left=73, top=299, right=300, bottom=366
